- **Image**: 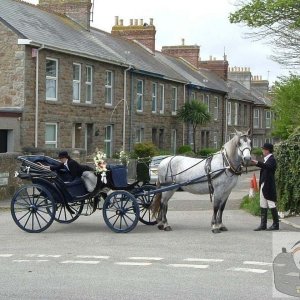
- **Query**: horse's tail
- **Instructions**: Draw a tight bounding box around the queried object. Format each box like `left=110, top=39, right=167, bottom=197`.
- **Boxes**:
left=150, top=180, right=162, bottom=218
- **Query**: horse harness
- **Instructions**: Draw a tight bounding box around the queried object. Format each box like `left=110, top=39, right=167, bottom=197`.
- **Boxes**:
left=163, top=147, right=247, bottom=202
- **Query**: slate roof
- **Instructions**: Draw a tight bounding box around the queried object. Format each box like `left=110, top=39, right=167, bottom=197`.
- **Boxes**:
left=227, top=80, right=255, bottom=103
left=155, top=53, right=228, bottom=93
left=0, top=0, right=272, bottom=104
left=0, top=0, right=186, bottom=83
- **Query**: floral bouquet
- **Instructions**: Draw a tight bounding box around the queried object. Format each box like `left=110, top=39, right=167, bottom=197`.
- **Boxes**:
left=93, top=150, right=107, bottom=183
left=119, top=150, right=130, bottom=166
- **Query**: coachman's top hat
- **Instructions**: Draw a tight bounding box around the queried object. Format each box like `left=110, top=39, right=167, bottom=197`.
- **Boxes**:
left=262, top=143, right=274, bottom=153
left=58, top=151, right=69, bottom=158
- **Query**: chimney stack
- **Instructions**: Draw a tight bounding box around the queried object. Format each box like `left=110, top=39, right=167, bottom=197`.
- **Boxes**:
left=111, top=17, right=156, bottom=53
left=198, top=56, right=229, bottom=80
left=161, top=39, right=200, bottom=68
left=39, top=0, right=92, bottom=30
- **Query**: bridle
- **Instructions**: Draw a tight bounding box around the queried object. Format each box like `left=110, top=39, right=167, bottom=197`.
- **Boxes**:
left=222, top=134, right=252, bottom=175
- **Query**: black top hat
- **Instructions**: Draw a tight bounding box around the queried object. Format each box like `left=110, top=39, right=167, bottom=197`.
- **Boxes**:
left=58, top=151, right=69, bottom=158
left=262, top=143, right=274, bottom=153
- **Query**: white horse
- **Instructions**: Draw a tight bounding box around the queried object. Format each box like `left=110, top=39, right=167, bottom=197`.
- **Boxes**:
left=151, top=130, right=252, bottom=233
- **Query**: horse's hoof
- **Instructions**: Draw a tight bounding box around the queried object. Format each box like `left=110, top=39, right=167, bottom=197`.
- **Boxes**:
left=157, top=224, right=164, bottom=230
left=219, top=226, right=228, bottom=231
left=164, top=226, right=172, bottom=231
left=212, top=228, right=221, bottom=233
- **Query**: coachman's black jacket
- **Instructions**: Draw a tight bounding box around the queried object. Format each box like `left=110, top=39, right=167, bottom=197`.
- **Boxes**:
left=257, top=154, right=277, bottom=202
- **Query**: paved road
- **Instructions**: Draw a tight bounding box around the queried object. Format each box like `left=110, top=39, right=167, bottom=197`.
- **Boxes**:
left=0, top=172, right=298, bottom=300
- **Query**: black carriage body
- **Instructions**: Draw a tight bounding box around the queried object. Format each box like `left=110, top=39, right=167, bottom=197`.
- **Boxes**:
left=11, top=156, right=151, bottom=233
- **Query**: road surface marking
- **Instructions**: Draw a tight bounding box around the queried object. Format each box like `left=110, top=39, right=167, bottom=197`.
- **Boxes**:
left=76, top=255, right=109, bottom=259
left=13, top=259, right=49, bottom=263
left=61, top=260, right=100, bottom=264
left=243, top=261, right=272, bottom=266
left=0, top=254, right=13, bottom=257
left=169, top=264, right=209, bottom=269
left=115, top=262, right=152, bottom=266
left=128, top=257, right=163, bottom=261
left=285, top=272, right=299, bottom=277
left=184, top=258, right=223, bottom=262
left=228, top=267, right=268, bottom=274
left=26, top=254, right=61, bottom=258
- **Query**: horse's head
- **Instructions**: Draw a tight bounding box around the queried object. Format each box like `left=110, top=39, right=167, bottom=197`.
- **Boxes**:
left=235, top=129, right=252, bottom=166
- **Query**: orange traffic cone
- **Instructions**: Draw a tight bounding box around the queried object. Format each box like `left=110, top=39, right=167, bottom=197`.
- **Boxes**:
left=253, top=173, right=258, bottom=192
left=249, top=178, right=255, bottom=198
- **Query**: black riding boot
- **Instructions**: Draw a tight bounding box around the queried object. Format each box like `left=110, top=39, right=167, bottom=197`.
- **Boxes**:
left=266, top=207, right=279, bottom=230
left=254, top=208, right=268, bottom=231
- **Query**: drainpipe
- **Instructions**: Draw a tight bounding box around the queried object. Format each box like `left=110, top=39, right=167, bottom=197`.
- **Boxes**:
left=182, top=83, right=188, bottom=145
left=35, top=45, right=44, bottom=148
left=224, top=94, right=228, bottom=143
left=123, top=66, right=133, bottom=152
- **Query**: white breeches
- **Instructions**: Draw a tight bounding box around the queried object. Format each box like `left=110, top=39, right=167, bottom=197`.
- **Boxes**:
left=260, top=183, right=276, bottom=208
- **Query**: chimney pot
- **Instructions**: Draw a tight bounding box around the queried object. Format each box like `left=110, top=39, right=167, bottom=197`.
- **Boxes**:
left=140, top=19, right=143, bottom=26
left=182, top=38, right=185, bottom=45
left=115, top=16, right=119, bottom=26
left=150, top=18, right=153, bottom=25
left=120, top=19, right=123, bottom=26
left=134, top=19, right=138, bottom=25
left=209, top=55, right=212, bottom=61
left=130, top=19, right=133, bottom=26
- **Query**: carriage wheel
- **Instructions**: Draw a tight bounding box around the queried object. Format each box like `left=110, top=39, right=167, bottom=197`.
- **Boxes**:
left=102, top=191, right=140, bottom=233
left=81, top=193, right=105, bottom=216
left=54, top=201, right=84, bottom=223
left=136, top=185, right=157, bottom=225
left=11, top=184, right=55, bottom=233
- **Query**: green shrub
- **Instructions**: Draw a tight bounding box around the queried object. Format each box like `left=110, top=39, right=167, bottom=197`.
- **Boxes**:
left=240, top=193, right=272, bottom=218
left=197, top=148, right=216, bottom=157
left=133, top=142, right=158, bottom=158
left=275, top=126, right=300, bottom=213
left=177, top=145, right=193, bottom=154
left=251, top=147, right=263, bottom=156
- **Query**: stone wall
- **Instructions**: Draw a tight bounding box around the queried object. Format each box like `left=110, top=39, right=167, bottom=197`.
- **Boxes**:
left=0, top=22, right=25, bottom=107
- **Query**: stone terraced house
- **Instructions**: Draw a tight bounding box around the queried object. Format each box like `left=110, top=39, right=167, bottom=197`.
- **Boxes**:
left=0, top=0, right=274, bottom=156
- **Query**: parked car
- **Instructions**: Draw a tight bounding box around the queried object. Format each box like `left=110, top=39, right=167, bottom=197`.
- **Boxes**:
left=149, top=155, right=170, bottom=183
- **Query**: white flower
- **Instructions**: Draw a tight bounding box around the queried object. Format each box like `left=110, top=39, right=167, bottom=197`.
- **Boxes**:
left=93, top=150, right=107, bottom=174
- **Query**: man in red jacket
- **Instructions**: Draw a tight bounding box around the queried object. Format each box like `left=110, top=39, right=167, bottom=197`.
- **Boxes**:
left=252, top=143, right=279, bottom=231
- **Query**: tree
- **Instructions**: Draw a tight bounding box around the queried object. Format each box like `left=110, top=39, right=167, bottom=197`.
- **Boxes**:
left=177, top=100, right=211, bottom=153
left=272, top=74, right=300, bottom=139
left=229, top=0, right=300, bottom=66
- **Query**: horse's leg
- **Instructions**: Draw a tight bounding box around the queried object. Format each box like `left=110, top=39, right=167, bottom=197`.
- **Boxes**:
left=217, top=197, right=229, bottom=231
left=211, top=198, right=221, bottom=234
left=160, top=190, right=175, bottom=231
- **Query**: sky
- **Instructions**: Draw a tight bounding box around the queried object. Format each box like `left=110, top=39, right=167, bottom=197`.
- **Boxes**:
left=24, top=0, right=292, bottom=85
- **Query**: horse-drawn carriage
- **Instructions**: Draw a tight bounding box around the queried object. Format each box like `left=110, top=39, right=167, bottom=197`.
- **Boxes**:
left=11, top=155, right=156, bottom=233
left=11, top=130, right=253, bottom=234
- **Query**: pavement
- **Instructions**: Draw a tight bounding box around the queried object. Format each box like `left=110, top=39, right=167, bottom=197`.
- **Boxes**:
left=1, top=171, right=299, bottom=229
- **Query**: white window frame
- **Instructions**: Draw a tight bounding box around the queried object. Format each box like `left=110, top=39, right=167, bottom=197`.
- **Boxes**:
left=86, top=65, right=93, bottom=104
left=265, top=110, right=271, bottom=128
left=137, top=80, right=144, bottom=112
left=227, top=102, right=232, bottom=125
left=152, top=82, right=157, bottom=113
left=105, top=70, right=113, bottom=106
left=136, top=128, right=144, bottom=143
left=254, top=109, right=260, bottom=128
left=73, top=63, right=81, bottom=103
left=253, top=137, right=258, bottom=148
left=159, top=84, right=165, bottom=114
left=213, top=132, right=218, bottom=149
left=46, top=58, right=58, bottom=101
left=171, top=129, right=177, bottom=155
left=214, top=97, right=219, bottom=121
left=45, top=123, right=57, bottom=148
left=204, top=95, right=210, bottom=112
left=190, top=92, right=196, bottom=101
left=234, top=102, right=238, bottom=126
left=171, top=86, right=178, bottom=115
left=104, top=125, right=113, bottom=158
